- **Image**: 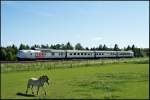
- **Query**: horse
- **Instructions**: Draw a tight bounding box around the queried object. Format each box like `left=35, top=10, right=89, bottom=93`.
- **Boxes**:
left=26, top=75, right=49, bottom=95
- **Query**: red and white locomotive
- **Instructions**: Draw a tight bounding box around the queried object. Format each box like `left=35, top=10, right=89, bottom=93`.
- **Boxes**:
left=17, top=48, right=134, bottom=60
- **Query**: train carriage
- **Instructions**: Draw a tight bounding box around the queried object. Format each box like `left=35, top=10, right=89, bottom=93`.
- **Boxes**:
left=40, top=49, right=66, bottom=59
left=16, top=49, right=134, bottom=60
left=67, top=50, right=94, bottom=59
left=17, top=50, right=41, bottom=60
left=50, top=49, right=66, bottom=59
left=116, top=51, right=134, bottom=57
left=95, top=51, right=117, bottom=58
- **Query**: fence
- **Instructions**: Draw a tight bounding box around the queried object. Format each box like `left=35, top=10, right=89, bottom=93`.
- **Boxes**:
left=1, top=57, right=149, bottom=73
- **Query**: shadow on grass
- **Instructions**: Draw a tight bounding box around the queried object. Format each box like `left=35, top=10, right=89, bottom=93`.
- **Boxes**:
left=16, top=92, right=36, bottom=97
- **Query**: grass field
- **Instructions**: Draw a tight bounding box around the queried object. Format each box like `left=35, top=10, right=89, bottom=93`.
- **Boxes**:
left=1, top=57, right=149, bottom=99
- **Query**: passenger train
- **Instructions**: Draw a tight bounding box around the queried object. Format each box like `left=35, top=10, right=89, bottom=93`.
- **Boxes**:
left=17, top=48, right=134, bottom=60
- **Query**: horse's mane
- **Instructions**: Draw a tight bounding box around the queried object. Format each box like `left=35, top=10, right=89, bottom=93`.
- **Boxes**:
left=38, top=76, right=43, bottom=79
left=38, top=75, right=48, bottom=80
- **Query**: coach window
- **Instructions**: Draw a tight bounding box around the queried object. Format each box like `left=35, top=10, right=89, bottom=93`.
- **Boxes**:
left=70, top=53, right=72, bottom=55
left=30, top=53, right=32, bottom=55
left=52, top=52, right=55, bottom=56
left=81, top=53, right=83, bottom=55
left=78, top=53, right=80, bottom=55
left=84, top=53, right=87, bottom=55
left=74, top=53, right=76, bottom=55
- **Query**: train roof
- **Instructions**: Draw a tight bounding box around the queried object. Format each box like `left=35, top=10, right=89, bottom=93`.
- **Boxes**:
left=19, top=50, right=41, bottom=53
left=19, top=49, right=133, bottom=53
left=67, top=50, right=93, bottom=52
left=95, top=51, right=133, bottom=53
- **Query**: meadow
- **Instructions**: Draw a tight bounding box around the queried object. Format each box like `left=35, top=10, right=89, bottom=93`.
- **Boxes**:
left=1, top=57, right=149, bottom=99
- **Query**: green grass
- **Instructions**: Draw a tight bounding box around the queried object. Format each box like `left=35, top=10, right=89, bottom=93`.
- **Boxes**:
left=1, top=58, right=149, bottom=99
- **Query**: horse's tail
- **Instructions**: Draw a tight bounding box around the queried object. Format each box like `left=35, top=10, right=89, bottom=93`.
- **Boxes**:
left=27, top=79, right=31, bottom=88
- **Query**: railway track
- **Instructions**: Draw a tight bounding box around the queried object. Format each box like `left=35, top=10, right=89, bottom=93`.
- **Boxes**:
left=0, top=61, right=36, bottom=64
left=0, top=60, right=63, bottom=64
left=0, top=57, right=126, bottom=64
left=0, top=59, right=89, bottom=64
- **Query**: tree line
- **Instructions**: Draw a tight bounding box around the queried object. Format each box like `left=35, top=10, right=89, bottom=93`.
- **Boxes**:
left=0, top=42, right=149, bottom=61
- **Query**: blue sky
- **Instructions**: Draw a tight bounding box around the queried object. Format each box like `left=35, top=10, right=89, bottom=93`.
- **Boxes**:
left=1, top=1, right=149, bottom=48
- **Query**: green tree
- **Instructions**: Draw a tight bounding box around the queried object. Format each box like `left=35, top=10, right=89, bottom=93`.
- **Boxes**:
left=55, top=44, right=61, bottom=49
left=131, top=45, right=135, bottom=51
left=137, top=48, right=144, bottom=57
left=19, top=44, right=26, bottom=50
left=75, top=43, right=84, bottom=50
left=60, top=44, right=65, bottom=50
left=85, top=47, right=89, bottom=50
left=126, top=45, right=131, bottom=51
left=31, top=44, right=40, bottom=49
left=25, top=45, right=30, bottom=49
left=103, top=44, right=108, bottom=50
left=98, top=44, right=103, bottom=50
left=65, top=42, right=73, bottom=50
left=90, top=47, right=96, bottom=50
left=50, top=44, right=56, bottom=49
left=41, top=44, right=49, bottom=48
left=143, top=48, right=149, bottom=57
left=113, top=44, right=120, bottom=51
left=6, top=51, right=13, bottom=61
left=1, top=48, right=7, bottom=60
left=12, top=44, right=18, bottom=54
left=133, top=48, right=144, bottom=57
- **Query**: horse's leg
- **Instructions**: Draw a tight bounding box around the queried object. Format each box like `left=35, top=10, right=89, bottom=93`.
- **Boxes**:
left=37, top=86, right=40, bottom=95
left=26, top=85, right=30, bottom=94
left=31, top=85, right=34, bottom=94
left=42, top=86, right=46, bottom=95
